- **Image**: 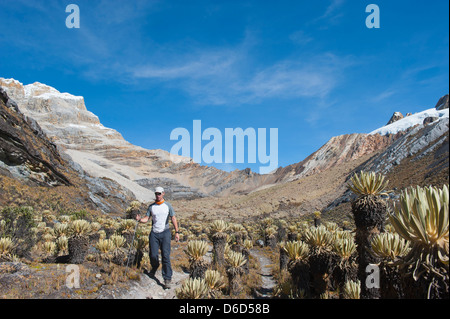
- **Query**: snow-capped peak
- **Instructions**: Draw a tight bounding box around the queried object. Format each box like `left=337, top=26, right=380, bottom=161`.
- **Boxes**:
left=370, top=107, right=449, bottom=136
left=23, top=81, right=83, bottom=101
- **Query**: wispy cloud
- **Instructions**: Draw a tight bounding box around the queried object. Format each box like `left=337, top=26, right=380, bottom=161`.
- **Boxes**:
left=127, top=44, right=351, bottom=106
left=132, top=49, right=239, bottom=80
left=321, top=0, right=345, bottom=19
left=289, top=30, right=313, bottom=46
left=371, top=89, right=397, bottom=103
left=313, top=0, right=346, bottom=27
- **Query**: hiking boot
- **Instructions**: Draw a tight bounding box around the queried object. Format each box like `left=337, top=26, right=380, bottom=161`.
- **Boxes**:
left=164, top=279, right=172, bottom=289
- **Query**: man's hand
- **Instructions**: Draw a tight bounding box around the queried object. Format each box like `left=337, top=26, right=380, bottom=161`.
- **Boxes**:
left=174, top=232, right=180, bottom=242
left=135, top=214, right=141, bottom=222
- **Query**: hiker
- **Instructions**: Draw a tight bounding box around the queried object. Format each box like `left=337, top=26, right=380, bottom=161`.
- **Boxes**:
left=136, top=187, right=180, bottom=289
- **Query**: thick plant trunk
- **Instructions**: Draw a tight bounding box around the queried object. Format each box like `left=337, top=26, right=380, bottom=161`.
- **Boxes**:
left=242, top=248, right=250, bottom=274
left=212, top=235, right=226, bottom=269
left=68, top=235, right=89, bottom=264
left=134, top=249, right=144, bottom=268
left=352, top=196, right=387, bottom=299
left=309, top=250, right=333, bottom=297
left=111, top=248, right=127, bottom=266
left=288, top=260, right=310, bottom=296
left=287, top=233, right=297, bottom=241
left=280, top=247, right=289, bottom=271
left=227, top=268, right=244, bottom=296
left=265, top=235, right=277, bottom=248
left=190, top=259, right=208, bottom=279
left=379, top=264, right=404, bottom=299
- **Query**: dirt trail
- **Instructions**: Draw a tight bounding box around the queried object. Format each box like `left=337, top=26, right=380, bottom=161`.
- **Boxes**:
left=251, top=249, right=276, bottom=299
left=112, top=248, right=276, bottom=299
left=110, top=269, right=189, bottom=299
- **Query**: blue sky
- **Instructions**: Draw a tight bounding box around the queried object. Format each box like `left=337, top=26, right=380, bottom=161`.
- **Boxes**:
left=0, top=0, right=448, bottom=173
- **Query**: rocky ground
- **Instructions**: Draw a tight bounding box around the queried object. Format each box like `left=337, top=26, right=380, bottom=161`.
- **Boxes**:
left=0, top=259, right=190, bottom=299
left=0, top=248, right=274, bottom=299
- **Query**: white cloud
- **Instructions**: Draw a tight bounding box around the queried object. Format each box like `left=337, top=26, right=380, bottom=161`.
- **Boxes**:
left=312, top=0, right=346, bottom=27
left=371, top=89, right=397, bottom=103
left=321, top=0, right=345, bottom=19
left=127, top=45, right=349, bottom=106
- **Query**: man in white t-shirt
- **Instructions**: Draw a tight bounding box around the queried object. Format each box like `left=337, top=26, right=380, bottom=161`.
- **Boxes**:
left=136, top=187, right=180, bottom=289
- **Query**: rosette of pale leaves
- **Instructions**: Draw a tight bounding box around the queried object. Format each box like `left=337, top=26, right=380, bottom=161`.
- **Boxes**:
left=133, top=235, right=149, bottom=250
left=53, top=223, right=69, bottom=237
left=176, top=278, right=209, bottom=299
left=119, top=219, right=136, bottom=234
left=0, top=237, right=15, bottom=255
left=209, top=220, right=228, bottom=233
left=96, top=239, right=114, bottom=253
left=68, top=220, right=92, bottom=237
left=56, top=236, right=68, bottom=252
left=389, top=185, right=449, bottom=278
left=209, top=220, right=228, bottom=241
left=43, top=241, right=57, bottom=254
left=243, top=239, right=253, bottom=250
left=204, top=269, right=226, bottom=290
left=265, top=226, right=277, bottom=238
left=126, top=201, right=141, bottom=214
left=109, top=235, right=126, bottom=249
left=185, top=240, right=209, bottom=261
left=343, top=280, right=361, bottom=299
left=332, top=230, right=354, bottom=241
left=324, top=222, right=339, bottom=233
left=304, top=225, right=333, bottom=250
left=284, top=240, right=310, bottom=261
left=348, top=171, right=390, bottom=197
left=333, top=237, right=357, bottom=260
left=370, top=232, right=410, bottom=262
left=225, top=250, right=247, bottom=268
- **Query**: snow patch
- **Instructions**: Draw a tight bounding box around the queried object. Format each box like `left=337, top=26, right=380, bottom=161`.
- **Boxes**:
left=370, top=108, right=449, bottom=136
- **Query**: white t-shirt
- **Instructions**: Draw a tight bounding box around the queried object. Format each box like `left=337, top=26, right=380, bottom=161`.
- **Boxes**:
left=146, top=201, right=175, bottom=233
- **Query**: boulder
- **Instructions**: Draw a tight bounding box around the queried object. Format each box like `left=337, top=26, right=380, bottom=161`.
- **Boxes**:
left=423, top=116, right=439, bottom=125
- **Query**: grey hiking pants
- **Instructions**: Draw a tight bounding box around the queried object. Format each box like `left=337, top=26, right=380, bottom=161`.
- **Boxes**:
left=149, top=229, right=173, bottom=281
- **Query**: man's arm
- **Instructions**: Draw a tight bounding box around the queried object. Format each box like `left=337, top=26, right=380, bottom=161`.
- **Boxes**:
left=172, top=216, right=180, bottom=242
left=136, top=214, right=150, bottom=223
left=136, top=205, right=151, bottom=223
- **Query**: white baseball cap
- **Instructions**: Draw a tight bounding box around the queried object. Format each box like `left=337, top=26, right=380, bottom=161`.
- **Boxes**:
left=155, top=187, right=164, bottom=193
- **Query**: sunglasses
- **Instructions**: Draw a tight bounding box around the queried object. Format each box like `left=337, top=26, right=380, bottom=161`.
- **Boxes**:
left=155, top=192, right=162, bottom=195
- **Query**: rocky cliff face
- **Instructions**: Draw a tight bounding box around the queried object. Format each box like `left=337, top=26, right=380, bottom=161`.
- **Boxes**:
left=0, top=86, right=71, bottom=186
